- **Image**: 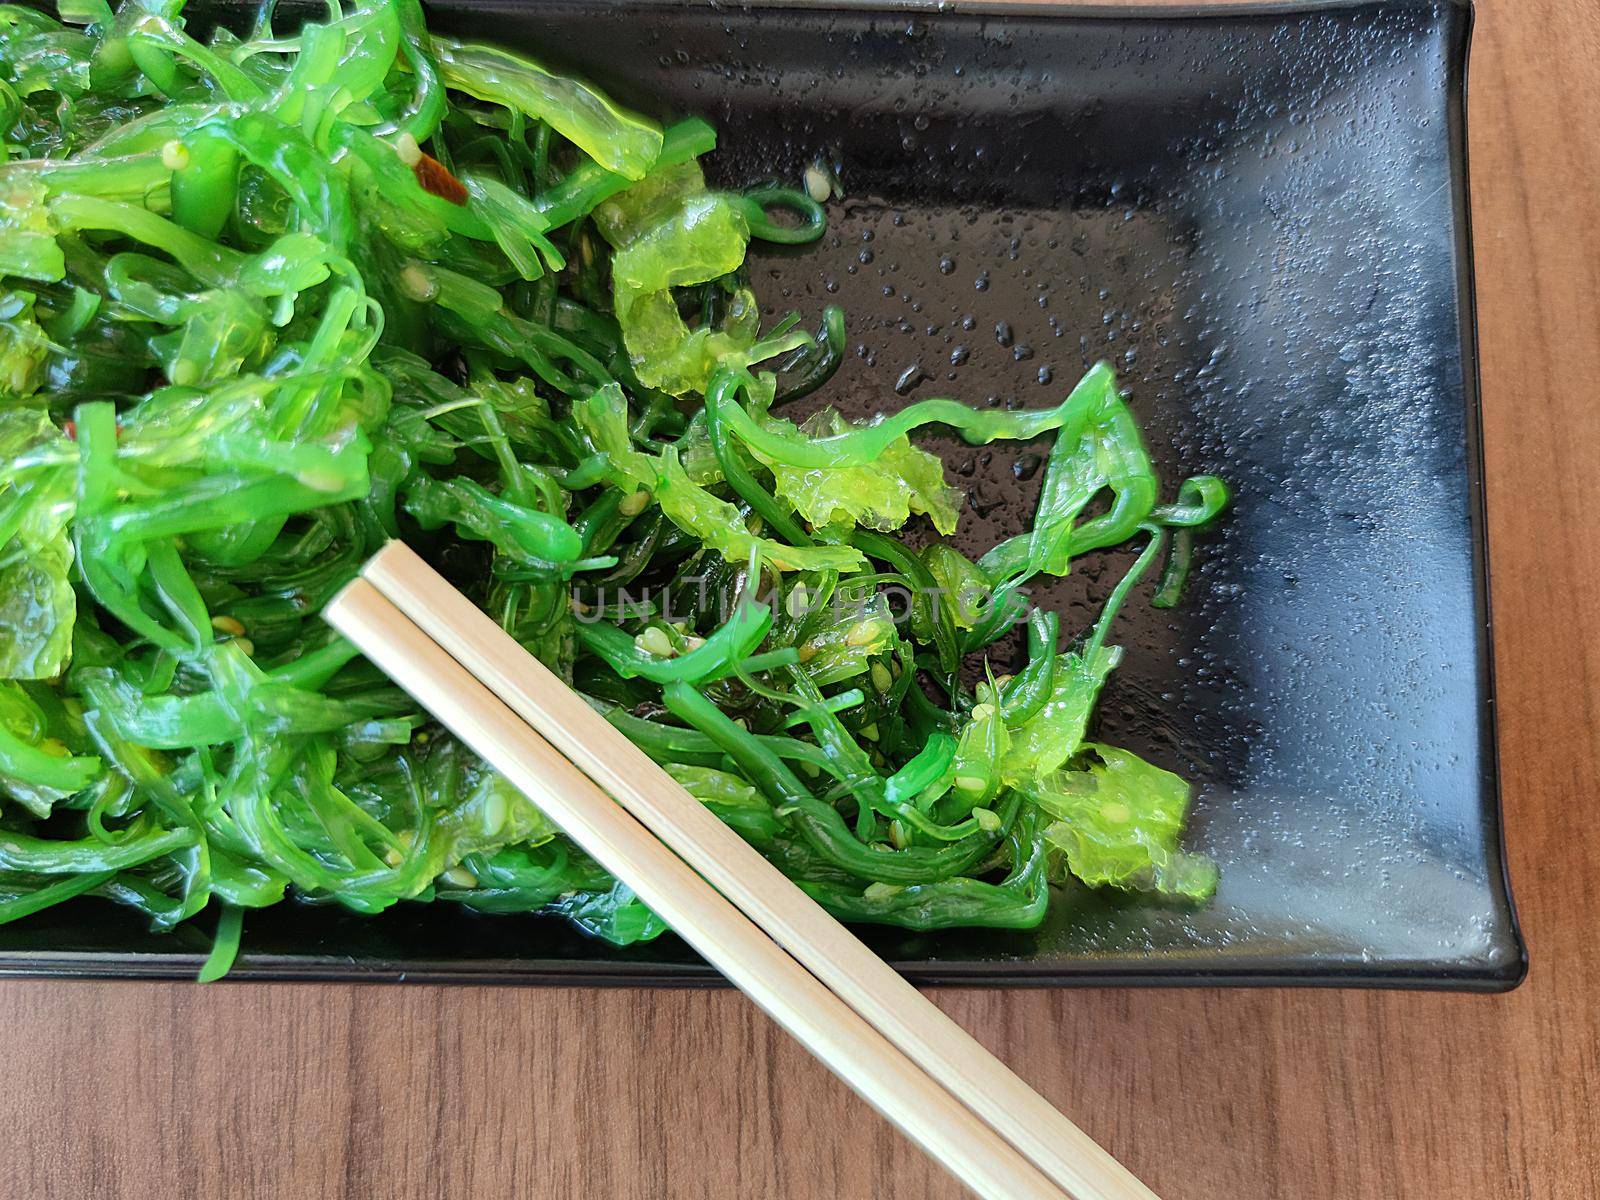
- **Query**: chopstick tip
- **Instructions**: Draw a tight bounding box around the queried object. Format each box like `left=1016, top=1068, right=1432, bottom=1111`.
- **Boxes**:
left=323, top=575, right=379, bottom=626
left=361, top=538, right=427, bottom=585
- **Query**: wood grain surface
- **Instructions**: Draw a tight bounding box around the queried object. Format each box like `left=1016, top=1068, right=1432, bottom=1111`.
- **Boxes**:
left=3, top=1, right=1597, bottom=1197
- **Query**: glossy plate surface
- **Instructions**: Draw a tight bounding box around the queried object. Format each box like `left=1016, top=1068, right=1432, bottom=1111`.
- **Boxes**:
left=0, top=0, right=1524, bottom=988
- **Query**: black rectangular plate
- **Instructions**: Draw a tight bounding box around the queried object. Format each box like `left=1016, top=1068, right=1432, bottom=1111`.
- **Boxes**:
left=0, top=0, right=1524, bottom=989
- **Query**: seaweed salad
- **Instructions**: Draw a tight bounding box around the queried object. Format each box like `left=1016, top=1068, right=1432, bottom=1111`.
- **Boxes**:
left=0, top=0, right=1228, bottom=977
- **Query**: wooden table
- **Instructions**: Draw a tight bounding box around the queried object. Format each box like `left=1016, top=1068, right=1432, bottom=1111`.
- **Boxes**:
left=4, top=1, right=1596, bottom=1196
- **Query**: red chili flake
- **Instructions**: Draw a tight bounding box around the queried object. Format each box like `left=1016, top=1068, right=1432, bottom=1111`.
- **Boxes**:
left=60, top=420, right=122, bottom=440
left=413, top=152, right=468, bottom=206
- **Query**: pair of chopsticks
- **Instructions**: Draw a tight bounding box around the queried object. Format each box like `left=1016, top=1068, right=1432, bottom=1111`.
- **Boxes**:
left=325, top=541, right=1158, bottom=1200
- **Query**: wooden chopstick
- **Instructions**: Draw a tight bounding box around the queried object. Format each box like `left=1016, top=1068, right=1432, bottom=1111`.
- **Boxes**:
left=325, top=578, right=1069, bottom=1200
left=358, top=540, right=1159, bottom=1200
